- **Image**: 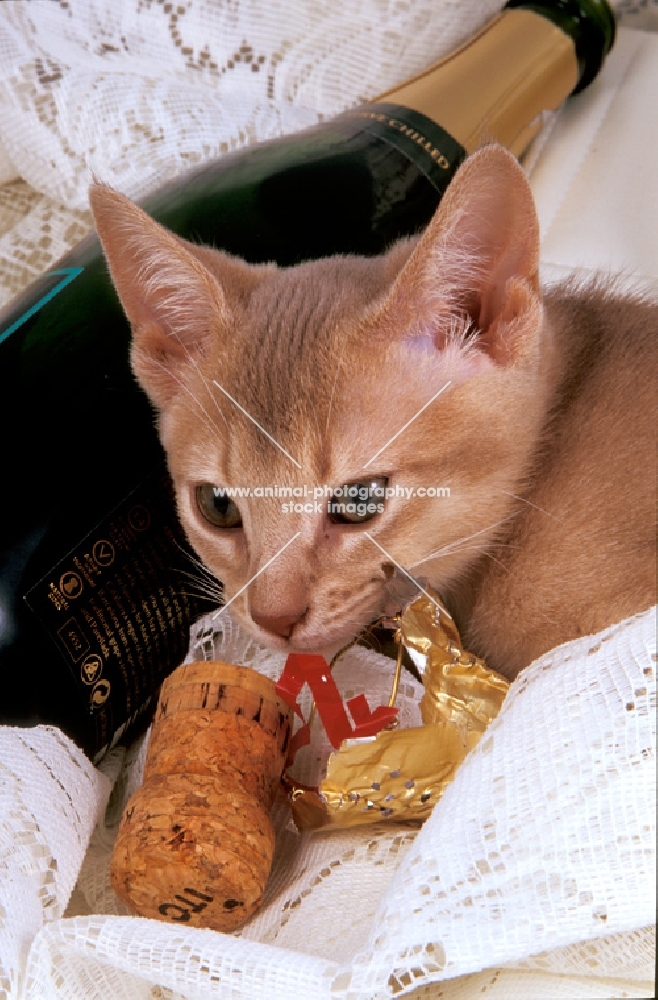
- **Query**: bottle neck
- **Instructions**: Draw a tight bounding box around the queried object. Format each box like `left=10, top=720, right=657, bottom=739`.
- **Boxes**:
left=372, top=8, right=579, bottom=157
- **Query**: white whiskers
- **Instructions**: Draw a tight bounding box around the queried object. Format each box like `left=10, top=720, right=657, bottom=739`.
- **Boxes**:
left=145, top=354, right=222, bottom=441
left=169, top=539, right=224, bottom=605
left=170, top=327, right=228, bottom=430
left=408, top=512, right=521, bottom=571
left=500, top=490, right=562, bottom=521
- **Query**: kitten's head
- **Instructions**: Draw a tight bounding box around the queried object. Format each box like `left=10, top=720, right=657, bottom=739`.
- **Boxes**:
left=90, top=145, right=545, bottom=655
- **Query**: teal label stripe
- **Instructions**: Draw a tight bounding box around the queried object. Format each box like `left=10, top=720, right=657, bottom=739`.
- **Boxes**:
left=0, top=267, right=84, bottom=346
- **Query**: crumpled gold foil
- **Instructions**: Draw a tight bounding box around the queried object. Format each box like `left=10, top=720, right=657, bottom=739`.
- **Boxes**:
left=286, top=591, right=509, bottom=831
left=402, top=594, right=509, bottom=737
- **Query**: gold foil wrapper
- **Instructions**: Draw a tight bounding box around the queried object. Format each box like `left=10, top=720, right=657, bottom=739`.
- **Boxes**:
left=287, top=591, right=509, bottom=831
left=402, top=594, right=509, bottom=735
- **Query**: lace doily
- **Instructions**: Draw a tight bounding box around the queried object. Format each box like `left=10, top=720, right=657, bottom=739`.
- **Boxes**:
left=1, top=606, right=655, bottom=999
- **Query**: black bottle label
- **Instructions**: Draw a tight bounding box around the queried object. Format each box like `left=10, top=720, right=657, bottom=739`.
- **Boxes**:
left=342, top=102, right=466, bottom=190
left=23, top=469, right=215, bottom=762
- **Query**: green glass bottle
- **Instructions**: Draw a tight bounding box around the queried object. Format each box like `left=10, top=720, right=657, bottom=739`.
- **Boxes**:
left=0, top=0, right=615, bottom=762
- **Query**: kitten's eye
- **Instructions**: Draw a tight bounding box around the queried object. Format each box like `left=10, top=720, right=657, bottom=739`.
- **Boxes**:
left=328, top=477, right=388, bottom=525
left=196, top=484, right=243, bottom=529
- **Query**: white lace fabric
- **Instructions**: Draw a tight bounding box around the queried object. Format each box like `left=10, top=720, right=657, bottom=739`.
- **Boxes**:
left=3, top=607, right=655, bottom=999
left=0, top=1, right=656, bottom=998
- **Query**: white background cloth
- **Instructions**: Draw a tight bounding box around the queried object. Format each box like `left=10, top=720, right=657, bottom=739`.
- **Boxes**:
left=0, top=2, right=656, bottom=998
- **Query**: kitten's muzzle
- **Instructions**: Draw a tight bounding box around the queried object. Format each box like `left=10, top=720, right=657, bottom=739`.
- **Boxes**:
left=251, top=609, right=308, bottom=640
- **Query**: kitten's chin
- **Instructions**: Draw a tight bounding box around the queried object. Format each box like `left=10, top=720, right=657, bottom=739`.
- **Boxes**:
left=240, top=615, right=376, bottom=660
left=255, top=627, right=354, bottom=661
left=229, top=588, right=411, bottom=658
left=221, top=609, right=341, bottom=658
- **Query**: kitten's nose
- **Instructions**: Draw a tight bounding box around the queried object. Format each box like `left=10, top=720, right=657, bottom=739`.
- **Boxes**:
left=251, top=610, right=307, bottom=639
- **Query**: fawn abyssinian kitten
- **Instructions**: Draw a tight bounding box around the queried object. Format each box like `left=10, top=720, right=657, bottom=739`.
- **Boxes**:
left=90, top=145, right=656, bottom=680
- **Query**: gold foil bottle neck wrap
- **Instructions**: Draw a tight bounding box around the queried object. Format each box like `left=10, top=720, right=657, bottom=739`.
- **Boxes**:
left=373, top=8, right=579, bottom=156
left=286, top=592, right=509, bottom=831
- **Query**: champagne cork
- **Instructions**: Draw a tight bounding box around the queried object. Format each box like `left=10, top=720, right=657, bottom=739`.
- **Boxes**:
left=110, top=661, right=293, bottom=931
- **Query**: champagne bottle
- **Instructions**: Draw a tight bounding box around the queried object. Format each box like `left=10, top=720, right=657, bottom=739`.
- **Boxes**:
left=0, top=0, right=616, bottom=762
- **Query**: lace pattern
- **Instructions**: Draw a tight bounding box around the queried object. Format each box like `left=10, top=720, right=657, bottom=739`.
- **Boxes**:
left=1, top=606, right=654, bottom=999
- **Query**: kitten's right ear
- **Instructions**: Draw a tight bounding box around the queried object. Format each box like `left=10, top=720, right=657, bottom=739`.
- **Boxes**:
left=371, top=145, right=541, bottom=369
left=89, top=183, right=230, bottom=408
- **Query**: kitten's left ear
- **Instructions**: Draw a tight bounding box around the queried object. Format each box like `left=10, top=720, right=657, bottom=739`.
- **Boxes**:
left=89, top=183, right=230, bottom=407
left=378, top=145, right=541, bottom=366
